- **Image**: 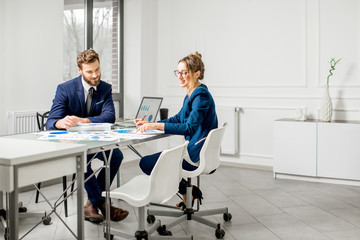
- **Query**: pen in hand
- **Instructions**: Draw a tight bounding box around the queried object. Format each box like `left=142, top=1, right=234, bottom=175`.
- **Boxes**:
left=135, top=114, right=147, bottom=133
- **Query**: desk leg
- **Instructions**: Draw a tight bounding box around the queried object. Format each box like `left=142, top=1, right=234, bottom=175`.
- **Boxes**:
left=76, top=155, right=84, bottom=240
left=102, top=148, right=113, bottom=240
left=0, top=191, right=3, bottom=210
left=9, top=166, right=19, bottom=240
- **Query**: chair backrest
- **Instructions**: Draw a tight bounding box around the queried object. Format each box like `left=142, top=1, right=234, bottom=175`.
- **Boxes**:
left=36, top=111, right=50, bottom=131
left=200, top=122, right=227, bottom=174
left=183, top=123, right=227, bottom=178
left=149, top=141, right=189, bottom=204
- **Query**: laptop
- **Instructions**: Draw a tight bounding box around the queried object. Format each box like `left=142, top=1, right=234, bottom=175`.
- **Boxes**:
left=115, top=96, right=163, bottom=127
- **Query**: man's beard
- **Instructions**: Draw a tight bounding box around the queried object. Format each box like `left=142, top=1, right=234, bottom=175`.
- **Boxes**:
left=84, top=73, right=101, bottom=86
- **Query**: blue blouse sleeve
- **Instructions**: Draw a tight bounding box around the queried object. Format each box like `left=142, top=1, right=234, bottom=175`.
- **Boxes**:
left=164, top=92, right=210, bottom=136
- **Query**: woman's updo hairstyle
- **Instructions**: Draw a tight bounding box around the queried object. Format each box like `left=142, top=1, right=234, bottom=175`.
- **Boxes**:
left=179, top=51, right=205, bottom=80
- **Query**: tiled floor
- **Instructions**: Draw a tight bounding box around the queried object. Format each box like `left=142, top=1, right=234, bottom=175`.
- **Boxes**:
left=2, top=162, right=360, bottom=240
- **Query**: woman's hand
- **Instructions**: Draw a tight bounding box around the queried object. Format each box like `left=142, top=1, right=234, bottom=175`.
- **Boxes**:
left=134, top=118, right=148, bottom=127
left=136, top=122, right=164, bottom=133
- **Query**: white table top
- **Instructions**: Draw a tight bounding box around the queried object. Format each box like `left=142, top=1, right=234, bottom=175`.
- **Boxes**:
left=0, top=138, right=86, bottom=166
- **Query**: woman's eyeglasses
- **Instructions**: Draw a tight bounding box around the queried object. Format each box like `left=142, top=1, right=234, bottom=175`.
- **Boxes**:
left=174, top=70, right=188, bottom=78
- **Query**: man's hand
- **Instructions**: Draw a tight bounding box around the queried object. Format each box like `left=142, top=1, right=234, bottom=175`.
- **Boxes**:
left=55, top=116, right=91, bottom=129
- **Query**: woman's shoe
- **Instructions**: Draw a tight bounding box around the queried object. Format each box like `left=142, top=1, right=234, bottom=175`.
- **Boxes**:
left=191, top=185, right=203, bottom=206
left=176, top=185, right=203, bottom=210
left=176, top=201, right=186, bottom=210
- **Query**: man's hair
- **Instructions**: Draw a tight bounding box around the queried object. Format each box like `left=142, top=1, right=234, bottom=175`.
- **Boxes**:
left=77, top=49, right=100, bottom=69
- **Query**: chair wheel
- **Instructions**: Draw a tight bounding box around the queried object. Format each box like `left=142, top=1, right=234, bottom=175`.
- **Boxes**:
left=19, top=207, right=27, bottom=213
left=223, top=212, right=232, bottom=222
left=147, top=215, right=155, bottom=224
left=103, top=232, right=114, bottom=239
left=42, top=216, right=52, bottom=225
left=157, top=225, right=172, bottom=236
left=215, top=228, right=225, bottom=239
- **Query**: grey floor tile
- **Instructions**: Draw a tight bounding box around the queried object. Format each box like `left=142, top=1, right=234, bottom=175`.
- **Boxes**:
left=203, top=188, right=233, bottom=204
left=328, top=207, right=360, bottom=227
left=331, top=194, right=360, bottom=209
left=273, top=179, right=329, bottom=195
left=345, top=185, right=360, bottom=195
left=324, top=228, right=360, bottom=240
left=254, top=188, right=309, bottom=209
left=205, top=201, right=257, bottom=226
left=290, top=190, right=353, bottom=210
left=216, top=180, right=253, bottom=198
left=231, top=194, right=283, bottom=217
left=179, top=219, right=236, bottom=240
left=318, top=184, right=360, bottom=199
left=225, top=222, right=281, bottom=240
left=4, top=165, right=360, bottom=240
left=283, top=205, right=356, bottom=232
left=258, top=213, right=331, bottom=240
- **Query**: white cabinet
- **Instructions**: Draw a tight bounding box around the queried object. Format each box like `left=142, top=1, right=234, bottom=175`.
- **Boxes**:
left=274, top=120, right=317, bottom=176
left=274, top=119, right=360, bottom=182
left=318, top=122, right=360, bottom=180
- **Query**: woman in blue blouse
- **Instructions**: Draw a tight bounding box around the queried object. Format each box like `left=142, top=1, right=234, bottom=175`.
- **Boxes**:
left=135, top=52, right=218, bottom=208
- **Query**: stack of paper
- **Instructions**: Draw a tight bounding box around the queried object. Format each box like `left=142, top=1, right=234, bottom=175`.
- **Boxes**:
left=67, top=123, right=113, bottom=132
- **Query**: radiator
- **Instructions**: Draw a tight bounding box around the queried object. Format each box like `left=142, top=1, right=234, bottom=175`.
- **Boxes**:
left=216, top=106, right=240, bottom=155
left=7, top=111, right=39, bottom=134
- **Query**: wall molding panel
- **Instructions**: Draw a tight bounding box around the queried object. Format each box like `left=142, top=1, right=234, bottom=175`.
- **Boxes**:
left=145, top=0, right=360, bottom=168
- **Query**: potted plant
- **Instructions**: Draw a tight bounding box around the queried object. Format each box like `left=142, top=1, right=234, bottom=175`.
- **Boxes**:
left=320, top=58, right=341, bottom=121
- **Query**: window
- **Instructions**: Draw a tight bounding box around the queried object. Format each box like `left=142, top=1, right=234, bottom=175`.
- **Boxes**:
left=63, top=1, right=84, bottom=81
left=93, top=0, right=119, bottom=93
left=63, top=0, right=123, bottom=116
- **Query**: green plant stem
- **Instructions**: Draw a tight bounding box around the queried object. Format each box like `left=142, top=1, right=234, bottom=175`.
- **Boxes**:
left=327, top=58, right=341, bottom=85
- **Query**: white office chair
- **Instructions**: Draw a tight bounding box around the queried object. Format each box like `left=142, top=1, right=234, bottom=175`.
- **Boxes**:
left=102, top=141, right=193, bottom=240
left=147, top=123, right=232, bottom=239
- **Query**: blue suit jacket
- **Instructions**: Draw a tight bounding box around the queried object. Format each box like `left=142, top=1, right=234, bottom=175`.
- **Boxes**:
left=46, top=75, right=115, bottom=130
left=159, top=84, right=218, bottom=163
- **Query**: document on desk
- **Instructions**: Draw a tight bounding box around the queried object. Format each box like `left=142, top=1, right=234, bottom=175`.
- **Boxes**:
left=37, top=129, right=164, bottom=141
left=67, top=123, right=113, bottom=132
left=111, top=129, right=164, bottom=139
left=37, top=131, right=120, bottom=141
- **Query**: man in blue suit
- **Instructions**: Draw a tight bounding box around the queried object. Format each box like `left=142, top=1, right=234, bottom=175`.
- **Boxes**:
left=47, top=49, right=128, bottom=223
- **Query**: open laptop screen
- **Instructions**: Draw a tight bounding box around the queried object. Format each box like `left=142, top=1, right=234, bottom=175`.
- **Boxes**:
left=135, top=97, right=163, bottom=122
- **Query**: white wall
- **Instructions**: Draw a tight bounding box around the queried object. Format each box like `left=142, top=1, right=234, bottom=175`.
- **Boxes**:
left=2, top=0, right=360, bottom=169
left=123, top=0, right=159, bottom=119
left=124, top=0, right=360, bottom=168
left=0, top=0, right=63, bottom=135
left=0, top=0, right=7, bottom=135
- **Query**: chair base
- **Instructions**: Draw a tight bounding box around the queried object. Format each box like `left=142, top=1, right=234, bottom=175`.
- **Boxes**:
left=147, top=178, right=231, bottom=239
left=104, top=206, right=193, bottom=240
left=148, top=207, right=228, bottom=239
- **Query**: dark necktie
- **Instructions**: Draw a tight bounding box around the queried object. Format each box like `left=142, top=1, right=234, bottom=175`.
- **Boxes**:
left=86, top=87, right=94, bottom=116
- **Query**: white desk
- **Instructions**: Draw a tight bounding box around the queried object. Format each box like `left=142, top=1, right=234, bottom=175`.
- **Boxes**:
left=4, top=130, right=169, bottom=240
left=0, top=138, right=86, bottom=240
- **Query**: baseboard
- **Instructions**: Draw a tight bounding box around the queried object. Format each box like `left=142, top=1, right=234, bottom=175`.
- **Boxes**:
left=275, top=173, right=360, bottom=186
left=220, top=160, right=273, bottom=171
left=219, top=154, right=273, bottom=171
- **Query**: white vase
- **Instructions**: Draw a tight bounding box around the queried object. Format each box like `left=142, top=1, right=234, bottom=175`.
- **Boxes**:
left=319, top=85, right=333, bottom=121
